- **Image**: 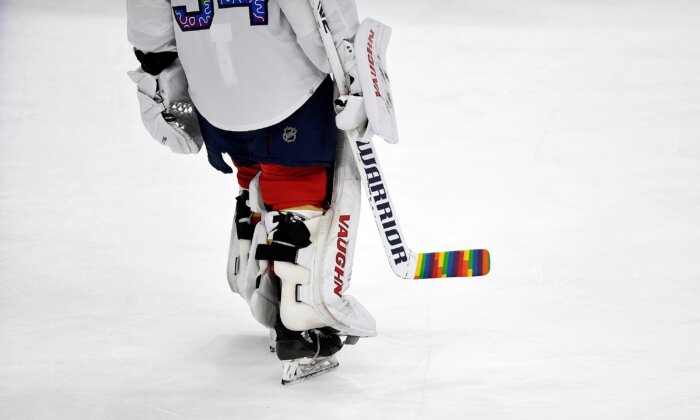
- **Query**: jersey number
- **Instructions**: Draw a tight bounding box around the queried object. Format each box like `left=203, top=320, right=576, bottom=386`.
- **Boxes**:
left=173, top=0, right=269, bottom=31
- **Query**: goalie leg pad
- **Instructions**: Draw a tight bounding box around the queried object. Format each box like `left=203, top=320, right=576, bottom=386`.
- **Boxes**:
left=259, top=211, right=328, bottom=331
left=249, top=271, right=281, bottom=329
left=227, top=174, right=265, bottom=302
left=255, top=138, right=376, bottom=337
left=226, top=189, right=256, bottom=298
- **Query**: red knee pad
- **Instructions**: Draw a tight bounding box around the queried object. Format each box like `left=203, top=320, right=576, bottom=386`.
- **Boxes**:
left=259, top=164, right=328, bottom=210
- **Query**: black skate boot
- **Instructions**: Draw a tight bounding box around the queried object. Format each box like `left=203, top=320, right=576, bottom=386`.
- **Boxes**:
left=274, top=317, right=343, bottom=385
left=273, top=316, right=343, bottom=361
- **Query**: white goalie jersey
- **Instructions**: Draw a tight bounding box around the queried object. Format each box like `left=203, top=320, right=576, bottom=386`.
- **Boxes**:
left=127, top=0, right=359, bottom=131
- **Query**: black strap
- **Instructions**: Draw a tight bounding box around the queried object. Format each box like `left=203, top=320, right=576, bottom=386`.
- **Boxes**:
left=236, top=223, right=255, bottom=240
left=255, top=243, right=298, bottom=263
left=272, top=213, right=312, bottom=248
left=235, top=191, right=255, bottom=240
left=134, top=49, right=178, bottom=76
left=255, top=212, right=312, bottom=263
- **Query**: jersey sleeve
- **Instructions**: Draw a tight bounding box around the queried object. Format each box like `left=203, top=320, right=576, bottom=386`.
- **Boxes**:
left=278, top=0, right=360, bottom=74
left=127, top=0, right=177, bottom=54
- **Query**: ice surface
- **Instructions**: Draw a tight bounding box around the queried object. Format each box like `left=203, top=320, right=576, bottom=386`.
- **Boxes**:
left=1, top=0, right=700, bottom=418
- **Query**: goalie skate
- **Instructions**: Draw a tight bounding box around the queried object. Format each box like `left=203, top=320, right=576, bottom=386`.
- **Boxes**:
left=281, top=356, right=339, bottom=386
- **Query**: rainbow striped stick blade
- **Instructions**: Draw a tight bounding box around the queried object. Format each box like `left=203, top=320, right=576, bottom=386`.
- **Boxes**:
left=413, top=249, right=490, bottom=279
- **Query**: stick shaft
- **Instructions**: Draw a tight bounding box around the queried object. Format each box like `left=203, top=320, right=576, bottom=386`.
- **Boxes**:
left=308, top=0, right=349, bottom=95
left=309, top=1, right=490, bottom=280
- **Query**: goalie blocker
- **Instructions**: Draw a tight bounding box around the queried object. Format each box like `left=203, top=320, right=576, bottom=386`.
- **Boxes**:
left=312, top=7, right=491, bottom=279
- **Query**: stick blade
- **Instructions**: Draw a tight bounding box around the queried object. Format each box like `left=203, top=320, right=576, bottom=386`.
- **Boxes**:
left=413, top=249, right=491, bottom=279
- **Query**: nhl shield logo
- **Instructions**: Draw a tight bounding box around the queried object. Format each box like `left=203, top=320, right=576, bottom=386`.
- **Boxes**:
left=282, top=126, right=297, bottom=143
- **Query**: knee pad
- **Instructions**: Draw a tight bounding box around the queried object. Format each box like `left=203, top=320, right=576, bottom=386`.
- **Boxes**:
left=254, top=137, right=376, bottom=337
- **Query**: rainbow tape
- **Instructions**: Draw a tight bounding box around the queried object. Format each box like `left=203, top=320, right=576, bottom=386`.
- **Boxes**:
left=414, top=249, right=490, bottom=279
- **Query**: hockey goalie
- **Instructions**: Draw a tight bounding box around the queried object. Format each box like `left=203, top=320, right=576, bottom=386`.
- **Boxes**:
left=126, top=0, right=377, bottom=384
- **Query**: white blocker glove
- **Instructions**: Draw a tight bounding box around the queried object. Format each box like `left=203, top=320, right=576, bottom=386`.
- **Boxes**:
left=128, top=59, right=203, bottom=154
left=334, top=40, right=368, bottom=131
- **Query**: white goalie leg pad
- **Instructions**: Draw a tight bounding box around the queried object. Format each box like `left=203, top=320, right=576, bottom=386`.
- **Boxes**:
left=226, top=190, right=250, bottom=295
left=257, top=135, right=376, bottom=337
left=246, top=219, right=279, bottom=326
left=249, top=271, right=280, bottom=329
left=226, top=173, right=264, bottom=302
left=270, top=210, right=330, bottom=332
left=246, top=174, right=284, bottom=327
left=225, top=190, right=249, bottom=297
left=305, top=135, right=376, bottom=337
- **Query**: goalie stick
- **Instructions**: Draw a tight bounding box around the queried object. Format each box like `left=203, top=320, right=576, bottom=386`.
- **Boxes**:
left=309, top=0, right=490, bottom=280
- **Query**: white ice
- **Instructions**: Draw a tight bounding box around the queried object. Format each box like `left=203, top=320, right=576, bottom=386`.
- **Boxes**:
left=2, top=1, right=700, bottom=418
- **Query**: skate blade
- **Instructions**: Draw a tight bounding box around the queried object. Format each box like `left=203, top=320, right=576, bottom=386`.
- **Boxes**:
left=281, top=357, right=339, bottom=386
